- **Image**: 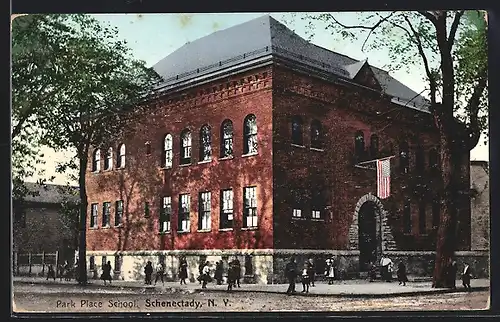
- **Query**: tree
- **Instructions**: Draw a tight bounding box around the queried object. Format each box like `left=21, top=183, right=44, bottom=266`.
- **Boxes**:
left=11, top=14, right=162, bottom=285
left=293, top=11, right=487, bottom=287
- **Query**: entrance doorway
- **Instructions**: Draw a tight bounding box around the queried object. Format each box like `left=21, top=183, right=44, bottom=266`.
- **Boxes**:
left=358, top=201, right=379, bottom=271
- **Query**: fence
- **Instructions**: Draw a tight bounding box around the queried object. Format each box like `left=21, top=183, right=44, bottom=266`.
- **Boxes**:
left=13, top=251, right=62, bottom=277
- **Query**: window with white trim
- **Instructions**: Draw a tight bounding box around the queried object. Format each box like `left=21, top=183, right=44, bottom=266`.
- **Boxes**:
left=102, top=202, right=111, bottom=227
left=198, top=191, right=211, bottom=230
left=163, top=134, right=173, bottom=168
left=160, top=196, right=171, bottom=233
left=92, top=149, right=100, bottom=172
left=220, top=120, right=233, bottom=158
left=117, top=144, right=126, bottom=168
left=199, top=125, right=212, bottom=162
left=105, top=147, right=113, bottom=170
left=90, top=203, right=98, bottom=228
left=312, top=210, right=321, bottom=219
left=292, top=208, right=302, bottom=218
left=220, top=189, right=233, bottom=229
left=180, top=129, right=192, bottom=165
left=243, top=114, right=258, bottom=154
left=115, top=200, right=123, bottom=226
left=243, top=186, right=257, bottom=228
left=178, top=194, right=190, bottom=232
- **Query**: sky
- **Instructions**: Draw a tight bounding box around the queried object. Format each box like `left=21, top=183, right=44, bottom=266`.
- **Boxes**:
left=27, top=13, right=489, bottom=185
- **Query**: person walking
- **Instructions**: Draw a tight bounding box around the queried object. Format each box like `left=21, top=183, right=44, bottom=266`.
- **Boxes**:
left=285, top=256, right=298, bottom=295
left=201, top=261, right=212, bottom=289
left=368, top=261, right=377, bottom=282
left=448, top=259, right=458, bottom=289
left=325, top=258, right=335, bottom=285
left=380, top=255, right=393, bottom=282
left=214, top=260, right=224, bottom=285
left=178, top=256, right=188, bottom=285
left=397, top=261, right=408, bottom=286
left=227, top=261, right=237, bottom=291
left=46, top=264, right=56, bottom=281
left=144, top=261, right=153, bottom=285
left=154, top=261, right=165, bottom=286
left=100, top=261, right=112, bottom=285
left=197, top=260, right=204, bottom=284
left=231, top=257, right=241, bottom=288
left=462, top=262, right=472, bottom=291
left=307, top=258, right=316, bottom=287
left=301, top=262, right=311, bottom=294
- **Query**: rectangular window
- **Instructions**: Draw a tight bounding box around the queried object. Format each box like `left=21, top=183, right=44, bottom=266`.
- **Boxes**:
left=160, top=196, right=172, bottom=233
left=292, top=208, right=302, bottom=218
left=244, top=254, right=254, bottom=276
left=114, top=255, right=122, bottom=272
left=178, top=194, right=190, bottom=232
left=89, top=256, right=95, bottom=270
left=90, top=203, right=98, bottom=228
left=419, top=200, right=426, bottom=234
left=220, top=189, right=234, bottom=229
left=144, top=202, right=150, bottom=218
left=115, top=200, right=123, bottom=226
left=312, top=210, right=322, bottom=219
left=102, top=202, right=111, bottom=227
left=243, top=186, right=257, bottom=228
left=198, top=192, right=211, bottom=231
left=101, top=256, right=107, bottom=268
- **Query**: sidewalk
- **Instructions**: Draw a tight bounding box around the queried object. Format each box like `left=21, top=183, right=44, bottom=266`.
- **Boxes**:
left=13, top=276, right=489, bottom=298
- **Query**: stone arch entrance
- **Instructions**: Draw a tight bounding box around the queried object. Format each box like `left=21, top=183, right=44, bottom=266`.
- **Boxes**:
left=348, top=193, right=396, bottom=271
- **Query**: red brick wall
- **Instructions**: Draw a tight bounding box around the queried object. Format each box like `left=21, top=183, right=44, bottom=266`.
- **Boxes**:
left=271, top=65, right=470, bottom=251
left=86, top=66, right=275, bottom=252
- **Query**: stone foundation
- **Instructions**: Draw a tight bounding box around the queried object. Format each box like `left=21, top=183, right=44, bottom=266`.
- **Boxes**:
left=86, top=249, right=489, bottom=284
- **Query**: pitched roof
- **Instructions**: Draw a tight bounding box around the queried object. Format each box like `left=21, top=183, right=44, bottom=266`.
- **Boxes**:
left=152, top=15, right=430, bottom=112
left=20, top=182, right=79, bottom=204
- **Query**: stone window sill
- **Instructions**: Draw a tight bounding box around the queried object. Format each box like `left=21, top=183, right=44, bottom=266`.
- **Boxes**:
left=311, top=218, right=325, bottom=222
left=198, top=159, right=212, bottom=164
left=197, top=229, right=211, bottom=233
left=310, top=147, right=324, bottom=152
left=179, top=163, right=191, bottom=167
left=291, top=144, right=306, bottom=148
left=177, top=230, right=190, bottom=234
left=242, top=152, right=258, bottom=158
left=160, top=166, right=173, bottom=170
left=219, top=228, right=233, bottom=232
left=241, top=227, right=258, bottom=231
left=89, top=226, right=99, bottom=230
left=158, top=231, right=171, bottom=235
left=219, top=156, right=234, bottom=161
left=292, top=217, right=306, bottom=220
left=101, top=225, right=111, bottom=229
left=114, top=224, right=123, bottom=228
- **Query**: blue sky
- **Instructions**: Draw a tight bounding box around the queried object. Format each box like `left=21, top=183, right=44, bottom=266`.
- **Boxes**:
left=32, top=13, right=489, bottom=184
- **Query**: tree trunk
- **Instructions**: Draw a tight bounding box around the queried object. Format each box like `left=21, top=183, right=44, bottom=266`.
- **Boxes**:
left=432, top=128, right=463, bottom=288
left=77, top=155, right=89, bottom=285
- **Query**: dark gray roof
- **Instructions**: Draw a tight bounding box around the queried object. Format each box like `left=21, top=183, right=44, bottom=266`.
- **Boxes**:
left=21, top=182, right=79, bottom=204
left=152, top=15, right=430, bottom=112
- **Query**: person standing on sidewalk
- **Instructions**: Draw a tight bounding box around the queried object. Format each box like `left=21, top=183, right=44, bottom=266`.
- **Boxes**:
left=144, top=261, right=153, bottom=285
left=201, top=261, right=212, bottom=289
left=231, top=257, right=241, bottom=288
left=154, top=261, right=165, bottom=286
left=101, top=261, right=112, bottom=285
left=369, top=261, right=377, bottom=282
left=448, top=259, right=458, bottom=289
left=214, top=260, right=224, bottom=285
left=178, top=256, right=188, bottom=285
left=325, top=258, right=335, bottom=285
left=46, top=264, right=56, bottom=281
left=307, top=258, right=316, bottom=287
left=397, top=261, right=408, bottom=286
left=227, top=261, right=237, bottom=291
left=301, top=262, right=311, bottom=293
left=462, top=262, right=472, bottom=291
left=285, top=256, right=298, bottom=295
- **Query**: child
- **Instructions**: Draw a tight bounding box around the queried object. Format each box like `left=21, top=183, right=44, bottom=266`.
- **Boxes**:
left=301, top=263, right=311, bottom=293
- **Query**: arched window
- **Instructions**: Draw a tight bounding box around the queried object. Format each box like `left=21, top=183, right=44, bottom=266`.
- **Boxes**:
left=105, top=147, right=113, bottom=170
left=291, top=116, right=303, bottom=146
left=403, top=198, right=411, bottom=234
left=415, top=146, right=425, bottom=174
left=311, top=119, right=322, bottom=149
left=180, top=129, right=192, bottom=165
left=220, top=120, right=233, bottom=158
left=243, top=114, right=258, bottom=154
left=163, top=134, right=173, bottom=168
left=354, top=131, right=365, bottom=160
left=92, top=149, right=101, bottom=172
left=117, top=144, right=126, bottom=168
left=370, top=134, right=379, bottom=159
left=199, top=124, right=212, bottom=162
left=399, top=141, right=409, bottom=174
left=429, top=148, right=439, bottom=171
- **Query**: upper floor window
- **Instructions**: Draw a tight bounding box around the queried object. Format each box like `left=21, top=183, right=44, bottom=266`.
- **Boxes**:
left=429, top=148, right=439, bottom=172
left=415, top=146, right=425, bottom=174
left=115, top=200, right=123, bottom=226
left=198, top=191, right=211, bottom=231
left=163, top=134, right=173, bottom=168
left=243, top=114, right=258, bottom=155
left=117, top=144, right=126, bottom=168
left=102, top=202, right=111, bottom=227
left=370, top=134, right=379, bottom=159
left=90, top=203, right=98, bottom=228
left=292, top=208, right=302, bottom=218
left=291, top=116, right=303, bottom=146
left=92, top=149, right=100, bottom=172
left=178, top=194, right=191, bottom=232
left=105, top=147, right=113, bottom=170
left=399, top=141, right=409, bottom=174
left=160, top=196, right=172, bottom=233
left=199, top=125, right=212, bottom=162
left=310, top=119, right=323, bottom=149
left=220, top=189, right=234, bottom=230
left=180, top=129, right=192, bottom=165
left=354, top=131, right=365, bottom=161
left=243, top=186, right=257, bottom=228
left=220, top=120, right=233, bottom=158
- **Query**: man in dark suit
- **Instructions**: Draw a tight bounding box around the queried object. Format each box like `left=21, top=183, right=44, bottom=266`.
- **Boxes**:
left=462, top=263, right=472, bottom=291
left=285, top=257, right=298, bottom=295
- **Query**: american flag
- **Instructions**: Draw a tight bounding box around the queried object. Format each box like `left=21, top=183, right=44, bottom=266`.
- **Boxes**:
left=377, top=159, right=391, bottom=199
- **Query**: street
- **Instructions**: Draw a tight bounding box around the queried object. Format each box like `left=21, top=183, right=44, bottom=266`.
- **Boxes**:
left=13, top=282, right=489, bottom=312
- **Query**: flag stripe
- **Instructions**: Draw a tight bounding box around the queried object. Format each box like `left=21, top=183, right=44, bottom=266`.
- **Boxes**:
left=377, top=159, right=391, bottom=199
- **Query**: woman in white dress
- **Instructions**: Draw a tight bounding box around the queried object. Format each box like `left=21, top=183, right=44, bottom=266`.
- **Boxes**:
left=325, top=258, right=335, bottom=285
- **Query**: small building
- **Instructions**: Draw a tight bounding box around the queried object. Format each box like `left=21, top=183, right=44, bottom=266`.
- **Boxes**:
left=84, top=15, right=477, bottom=283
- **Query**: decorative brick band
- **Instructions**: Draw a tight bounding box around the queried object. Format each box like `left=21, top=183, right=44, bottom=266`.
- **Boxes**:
left=86, top=249, right=361, bottom=257
left=348, top=192, right=396, bottom=252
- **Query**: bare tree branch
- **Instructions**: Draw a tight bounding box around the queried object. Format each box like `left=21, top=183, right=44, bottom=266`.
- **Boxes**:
left=448, top=10, right=465, bottom=51
left=419, top=11, right=438, bottom=24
